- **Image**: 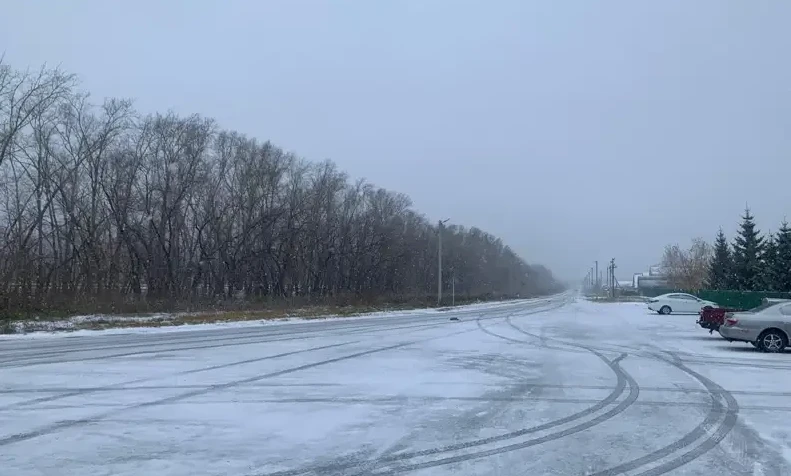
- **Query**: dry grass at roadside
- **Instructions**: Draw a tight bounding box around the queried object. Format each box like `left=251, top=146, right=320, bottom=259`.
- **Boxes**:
left=3, top=302, right=431, bottom=334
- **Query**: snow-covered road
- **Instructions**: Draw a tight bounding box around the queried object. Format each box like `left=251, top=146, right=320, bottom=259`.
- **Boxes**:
left=3, top=295, right=791, bottom=475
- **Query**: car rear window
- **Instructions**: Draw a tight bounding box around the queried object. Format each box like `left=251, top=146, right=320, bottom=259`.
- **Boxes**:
left=749, top=302, right=781, bottom=313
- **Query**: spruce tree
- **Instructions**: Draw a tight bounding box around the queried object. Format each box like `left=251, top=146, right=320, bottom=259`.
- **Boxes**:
left=773, top=221, right=791, bottom=292
left=763, top=233, right=778, bottom=290
left=732, top=208, right=765, bottom=291
left=707, top=228, right=733, bottom=290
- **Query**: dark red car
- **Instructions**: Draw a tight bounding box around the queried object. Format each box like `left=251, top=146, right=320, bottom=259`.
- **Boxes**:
left=697, top=306, right=747, bottom=333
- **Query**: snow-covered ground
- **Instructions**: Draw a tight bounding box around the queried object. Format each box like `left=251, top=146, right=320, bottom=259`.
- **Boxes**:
left=1, top=295, right=790, bottom=475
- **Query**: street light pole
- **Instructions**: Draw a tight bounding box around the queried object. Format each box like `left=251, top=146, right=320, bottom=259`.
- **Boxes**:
left=451, top=270, right=455, bottom=306
left=438, top=219, right=450, bottom=306
left=595, top=260, right=599, bottom=289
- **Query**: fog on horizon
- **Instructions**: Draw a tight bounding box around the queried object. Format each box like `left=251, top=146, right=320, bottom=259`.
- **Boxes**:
left=2, top=0, right=789, bottom=282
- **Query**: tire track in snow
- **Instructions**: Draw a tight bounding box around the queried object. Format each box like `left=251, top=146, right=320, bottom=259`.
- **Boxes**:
left=0, top=341, right=358, bottom=411
left=507, top=309, right=788, bottom=474
left=2, top=300, right=563, bottom=414
left=0, top=306, right=500, bottom=409
left=258, top=308, right=644, bottom=476
left=0, top=301, right=551, bottom=368
left=0, top=322, right=488, bottom=447
left=0, top=318, right=474, bottom=369
left=360, top=352, right=638, bottom=476
left=258, top=352, right=634, bottom=476
left=0, top=320, right=398, bottom=361
left=475, top=300, right=584, bottom=354
left=0, top=298, right=553, bottom=359
left=586, top=351, right=740, bottom=476
left=505, top=309, right=743, bottom=475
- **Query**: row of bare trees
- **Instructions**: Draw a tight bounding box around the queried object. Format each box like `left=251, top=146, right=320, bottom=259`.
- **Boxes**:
left=1, top=62, right=561, bottom=316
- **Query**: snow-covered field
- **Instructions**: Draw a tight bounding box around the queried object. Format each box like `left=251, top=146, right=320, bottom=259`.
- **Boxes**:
left=2, top=295, right=791, bottom=475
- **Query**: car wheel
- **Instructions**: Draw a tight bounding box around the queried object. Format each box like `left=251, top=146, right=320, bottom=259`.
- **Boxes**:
left=659, top=306, right=671, bottom=315
left=757, top=330, right=788, bottom=353
left=750, top=341, right=759, bottom=348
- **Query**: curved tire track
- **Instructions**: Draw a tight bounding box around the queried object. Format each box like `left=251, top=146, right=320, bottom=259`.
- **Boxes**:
left=361, top=351, right=639, bottom=475
left=506, top=311, right=743, bottom=475
left=262, top=319, right=641, bottom=476
left=474, top=299, right=584, bottom=354
left=587, top=351, right=739, bottom=475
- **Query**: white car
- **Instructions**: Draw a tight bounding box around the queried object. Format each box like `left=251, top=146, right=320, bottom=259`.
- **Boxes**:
left=647, top=293, right=718, bottom=315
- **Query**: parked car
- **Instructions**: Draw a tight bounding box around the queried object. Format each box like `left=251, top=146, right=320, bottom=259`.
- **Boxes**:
left=719, top=298, right=791, bottom=352
left=647, top=293, right=718, bottom=315
left=698, top=306, right=746, bottom=333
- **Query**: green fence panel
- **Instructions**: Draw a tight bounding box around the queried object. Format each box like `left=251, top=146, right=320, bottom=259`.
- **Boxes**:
left=697, top=290, right=791, bottom=310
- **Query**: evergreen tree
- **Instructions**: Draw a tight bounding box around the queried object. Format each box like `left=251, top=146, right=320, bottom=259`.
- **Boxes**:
left=773, top=221, right=791, bottom=291
left=763, top=233, right=778, bottom=290
left=707, top=228, right=733, bottom=289
left=732, top=208, right=765, bottom=291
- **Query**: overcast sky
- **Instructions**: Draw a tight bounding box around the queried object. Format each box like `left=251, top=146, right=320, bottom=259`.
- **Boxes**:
left=2, top=1, right=790, bottom=281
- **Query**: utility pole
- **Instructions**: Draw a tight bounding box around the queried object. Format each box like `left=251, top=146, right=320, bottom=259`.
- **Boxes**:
left=595, top=261, right=599, bottom=289
left=451, top=270, right=455, bottom=306
left=610, top=258, right=617, bottom=299
left=438, top=218, right=449, bottom=306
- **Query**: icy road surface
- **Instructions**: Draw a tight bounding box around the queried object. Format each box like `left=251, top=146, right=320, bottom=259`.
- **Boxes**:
left=3, top=296, right=791, bottom=475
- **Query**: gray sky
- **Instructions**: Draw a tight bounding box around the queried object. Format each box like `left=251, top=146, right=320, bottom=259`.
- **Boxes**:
left=2, top=1, right=790, bottom=281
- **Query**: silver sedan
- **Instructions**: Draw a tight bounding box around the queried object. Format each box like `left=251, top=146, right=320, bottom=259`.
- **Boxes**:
left=719, top=298, right=791, bottom=352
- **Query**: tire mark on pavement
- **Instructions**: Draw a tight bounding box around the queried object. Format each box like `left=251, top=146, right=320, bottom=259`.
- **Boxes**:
left=0, top=307, right=491, bottom=409
left=0, top=314, right=450, bottom=362
left=258, top=349, right=636, bottom=476
left=476, top=317, right=586, bottom=353
left=0, top=321, right=388, bottom=362
left=0, top=299, right=552, bottom=360
left=0, top=324, right=484, bottom=447
left=0, top=301, right=551, bottom=368
left=0, top=317, right=468, bottom=369
left=364, top=352, right=639, bottom=475
left=0, top=332, right=347, bottom=369
left=0, top=341, right=358, bottom=411
left=588, top=351, right=739, bottom=476
left=2, top=301, right=564, bottom=414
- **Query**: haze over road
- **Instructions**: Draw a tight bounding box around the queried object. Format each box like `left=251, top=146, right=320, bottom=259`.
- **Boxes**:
left=2, top=296, right=790, bottom=475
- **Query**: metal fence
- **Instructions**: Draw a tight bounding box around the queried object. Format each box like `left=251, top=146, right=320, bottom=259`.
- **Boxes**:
left=640, top=287, right=791, bottom=309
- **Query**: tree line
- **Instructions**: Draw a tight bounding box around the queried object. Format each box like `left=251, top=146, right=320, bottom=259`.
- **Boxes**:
left=0, top=61, right=561, bottom=316
left=660, top=208, right=791, bottom=292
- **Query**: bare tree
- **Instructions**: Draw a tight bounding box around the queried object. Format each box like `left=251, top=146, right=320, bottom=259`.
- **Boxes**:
left=0, top=60, right=75, bottom=168
left=661, top=238, right=712, bottom=290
